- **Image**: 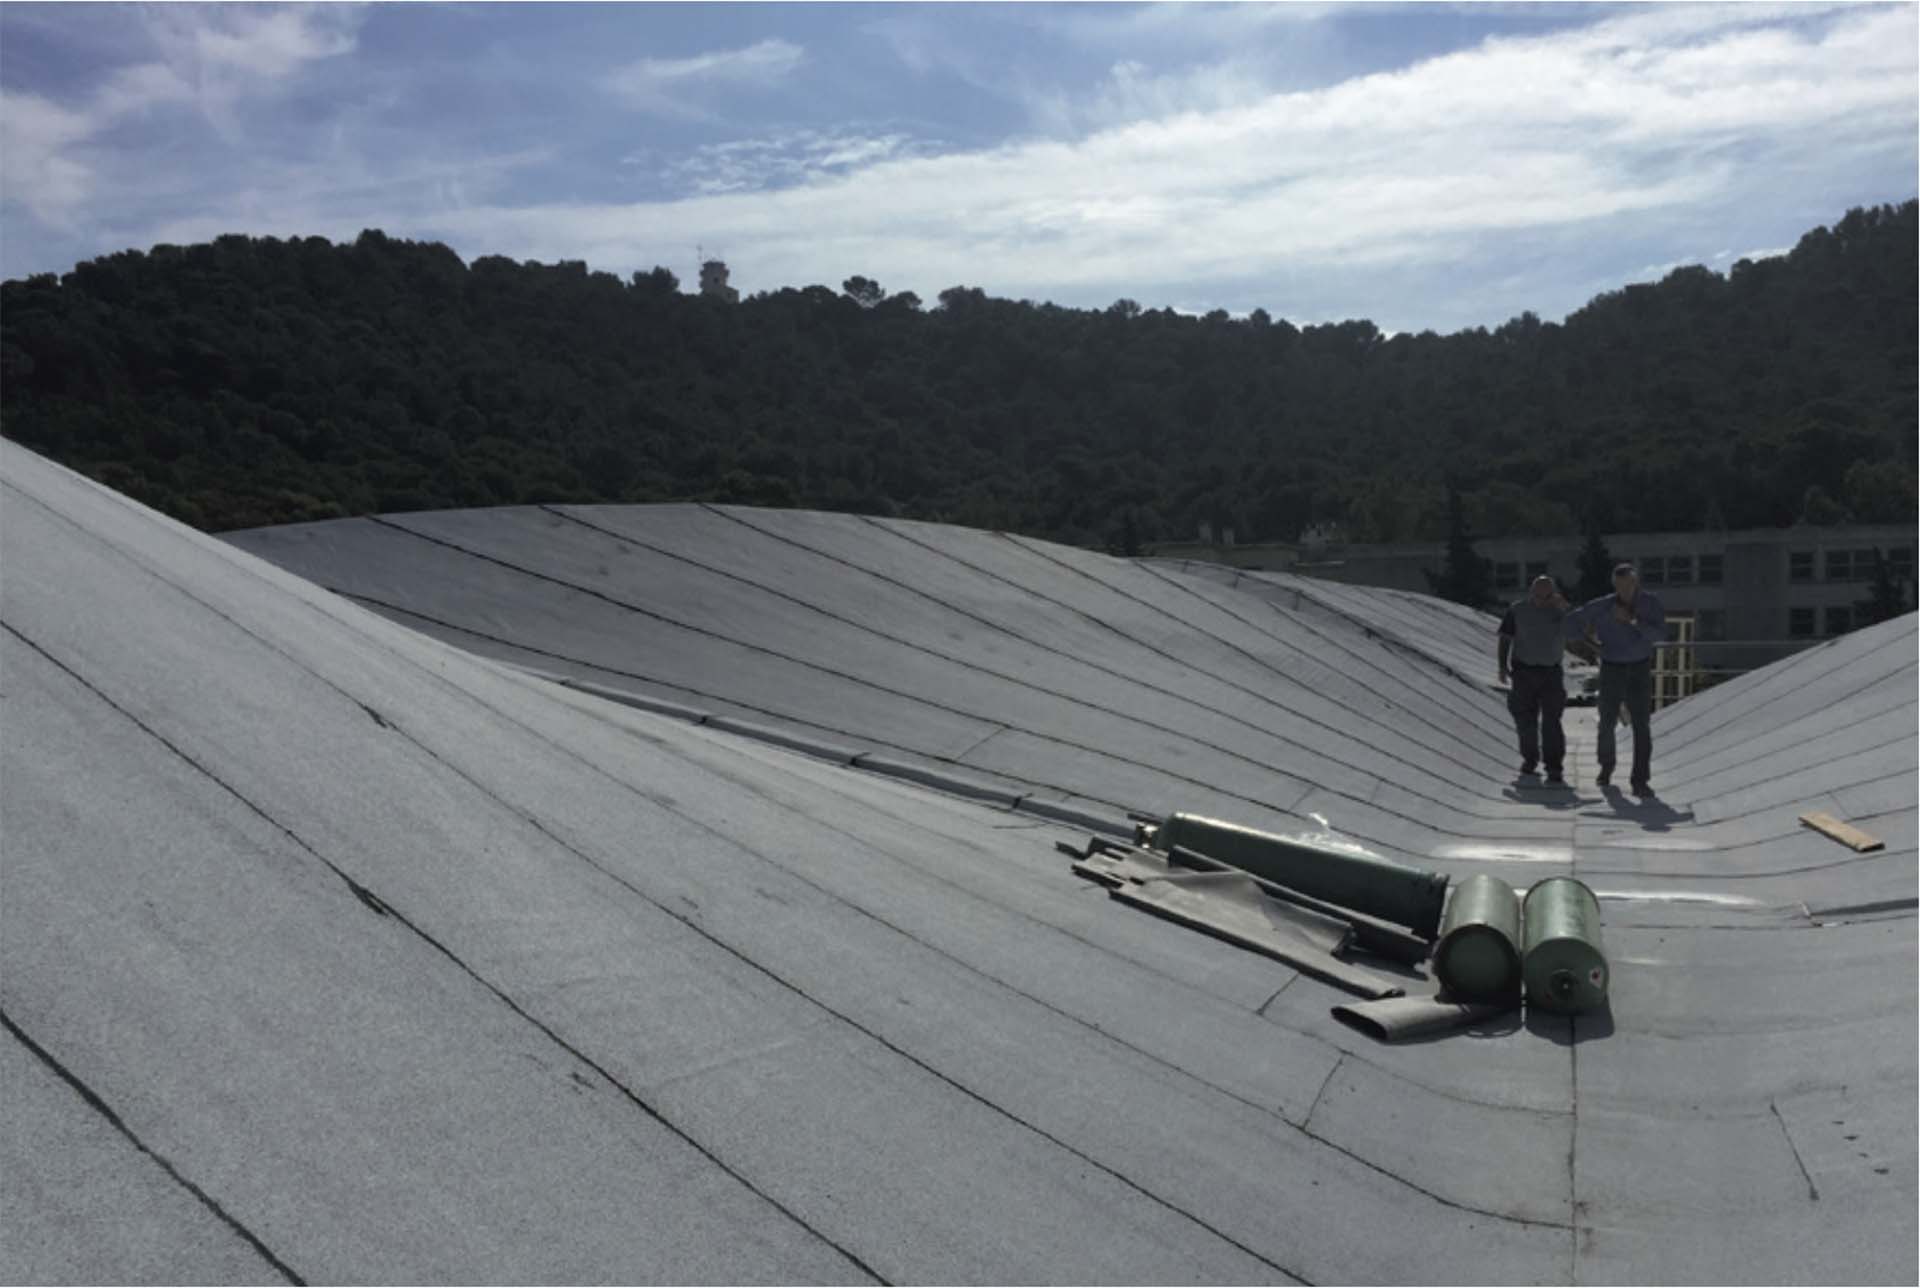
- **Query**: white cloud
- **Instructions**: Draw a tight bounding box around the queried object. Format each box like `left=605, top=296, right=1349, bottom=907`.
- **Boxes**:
left=0, top=4, right=361, bottom=231
left=871, top=5, right=1337, bottom=137
left=419, top=3, right=1913, bottom=309
left=153, top=3, right=360, bottom=78
left=645, top=128, right=937, bottom=195
left=138, top=3, right=363, bottom=128
left=0, top=91, right=97, bottom=225
left=0, top=68, right=196, bottom=228
left=1038, top=1, right=1343, bottom=50
left=601, top=39, right=805, bottom=116
left=1026, top=57, right=1278, bottom=134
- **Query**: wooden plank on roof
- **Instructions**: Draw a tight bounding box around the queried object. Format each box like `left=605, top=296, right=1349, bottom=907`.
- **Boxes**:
left=1799, top=811, right=1886, bottom=853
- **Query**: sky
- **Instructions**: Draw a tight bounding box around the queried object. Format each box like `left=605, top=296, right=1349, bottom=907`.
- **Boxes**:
left=1, top=1, right=1914, bottom=333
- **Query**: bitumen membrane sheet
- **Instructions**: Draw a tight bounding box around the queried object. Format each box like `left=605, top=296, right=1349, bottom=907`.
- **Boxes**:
left=2, top=439, right=1914, bottom=1285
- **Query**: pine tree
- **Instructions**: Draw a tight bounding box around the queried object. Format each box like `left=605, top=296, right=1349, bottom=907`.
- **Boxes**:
left=1575, top=525, right=1614, bottom=602
left=1854, top=548, right=1911, bottom=626
left=1425, top=483, right=1492, bottom=609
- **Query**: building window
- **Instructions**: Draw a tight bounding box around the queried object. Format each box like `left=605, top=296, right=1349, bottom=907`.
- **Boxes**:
left=1825, top=549, right=1854, bottom=582
left=1666, top=555, right=1694, bottom=586
left=1524, top=561, right=1548, bottom=584
left=1789, top=551, right=1814, bottom=583
left=1697, top=609, right=1725, bottom=641
left=1493, top=561, right=1519, bottom=590
left=1825, top=605, right=1854, bottom=636
left=1698, top=553, right=1724, bottom=585
left=1889, top=547, right=1913, bottom=579
left=1641, top=558, right=1665, bottom=586
left=1788, top=607, right=1816, bottom=638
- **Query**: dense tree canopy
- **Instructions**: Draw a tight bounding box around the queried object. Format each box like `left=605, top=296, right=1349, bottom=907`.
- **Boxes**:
left=2, top=203, right=1914, bottom=546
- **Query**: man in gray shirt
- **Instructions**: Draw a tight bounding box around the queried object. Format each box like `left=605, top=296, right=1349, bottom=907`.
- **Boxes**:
left=1498, top=575, right=1572, bottom=784
left=1565, top=562, right=1667, bottom=795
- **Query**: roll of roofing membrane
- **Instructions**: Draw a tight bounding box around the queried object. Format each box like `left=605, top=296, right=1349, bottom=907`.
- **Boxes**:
left=1521, top=876, right=1609, bottom=1014
left=1432, top=874, right=1523, bottom=1002
left=1155, top=812, right=1449, bottom=939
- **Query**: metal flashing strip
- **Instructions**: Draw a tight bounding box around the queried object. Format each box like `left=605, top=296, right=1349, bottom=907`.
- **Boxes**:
left=1111, top=876, right=1404, bottom=1001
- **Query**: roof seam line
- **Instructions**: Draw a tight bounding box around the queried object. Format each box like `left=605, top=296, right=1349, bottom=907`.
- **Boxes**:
left=0, top=1007, right=307, bottom=1286
left=1773, top=1099, right=1821, bottom=1202
left=1302, top=1055, right=1344, bottom=1128
left=1568, top=1013, right=1582, bottom=1282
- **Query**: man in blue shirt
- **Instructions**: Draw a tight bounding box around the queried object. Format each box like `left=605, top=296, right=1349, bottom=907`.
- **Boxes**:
left=1565, top=562, right=1667, bottom=794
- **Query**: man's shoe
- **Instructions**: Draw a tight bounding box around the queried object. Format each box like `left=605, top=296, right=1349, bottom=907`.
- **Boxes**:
left=1631, top=780, right=1652, bottom=796
left=1545, top=772, right=1566, bottom=786
left=1595, top=769, right=1612, bottom=787
left=1519, top=763, right=1539, bottom=777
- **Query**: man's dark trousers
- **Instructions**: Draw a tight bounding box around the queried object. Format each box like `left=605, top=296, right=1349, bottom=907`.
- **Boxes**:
left=1507, top=663, right=1566, bottom=774
left=1597, top=659, right=1653, bottom=786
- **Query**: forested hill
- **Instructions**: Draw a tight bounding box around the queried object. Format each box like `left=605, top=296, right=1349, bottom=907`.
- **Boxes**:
left=2, top=201, right=1913, bottom=546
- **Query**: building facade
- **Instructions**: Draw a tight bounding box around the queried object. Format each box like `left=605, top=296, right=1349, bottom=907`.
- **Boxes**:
left=1149, top=524, right=1916, bottom=676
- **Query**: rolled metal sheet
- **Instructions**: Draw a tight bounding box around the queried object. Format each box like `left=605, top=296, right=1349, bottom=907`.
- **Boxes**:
left=1330, top=995, right=1516, bottom=1043
left=1155, top=812, right=1449, bottom=939
left=1433, top=874, right=1523, bottom=1002
left=1522, top=876, right=1609, bottom=1014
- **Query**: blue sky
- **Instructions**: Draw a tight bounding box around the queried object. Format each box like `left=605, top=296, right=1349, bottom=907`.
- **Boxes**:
left=2, top=2, right=1914, bottom=332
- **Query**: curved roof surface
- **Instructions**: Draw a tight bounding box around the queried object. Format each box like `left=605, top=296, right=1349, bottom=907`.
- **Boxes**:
left=5, top=441, right=1915, bottom=1284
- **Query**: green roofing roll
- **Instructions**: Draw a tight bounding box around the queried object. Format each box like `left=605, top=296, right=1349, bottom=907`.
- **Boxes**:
left=1153, top=812, right=1449, bottom=939
left=1521, top=877, right=1608, bottom=1014
left=1432, top=874, right=1522, bottom=1002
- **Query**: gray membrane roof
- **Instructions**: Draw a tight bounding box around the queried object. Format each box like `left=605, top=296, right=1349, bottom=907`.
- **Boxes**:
left=3, top=439, right=1915, bottom=1285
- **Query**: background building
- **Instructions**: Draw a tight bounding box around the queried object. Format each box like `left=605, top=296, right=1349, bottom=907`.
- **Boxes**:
left=1149, top=523, right=1916, bottom=678
left=698, top=259, right=739, bottom=303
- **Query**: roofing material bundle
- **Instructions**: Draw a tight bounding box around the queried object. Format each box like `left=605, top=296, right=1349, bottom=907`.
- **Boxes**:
left=1076, top=823, right=1614, bottom=1040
